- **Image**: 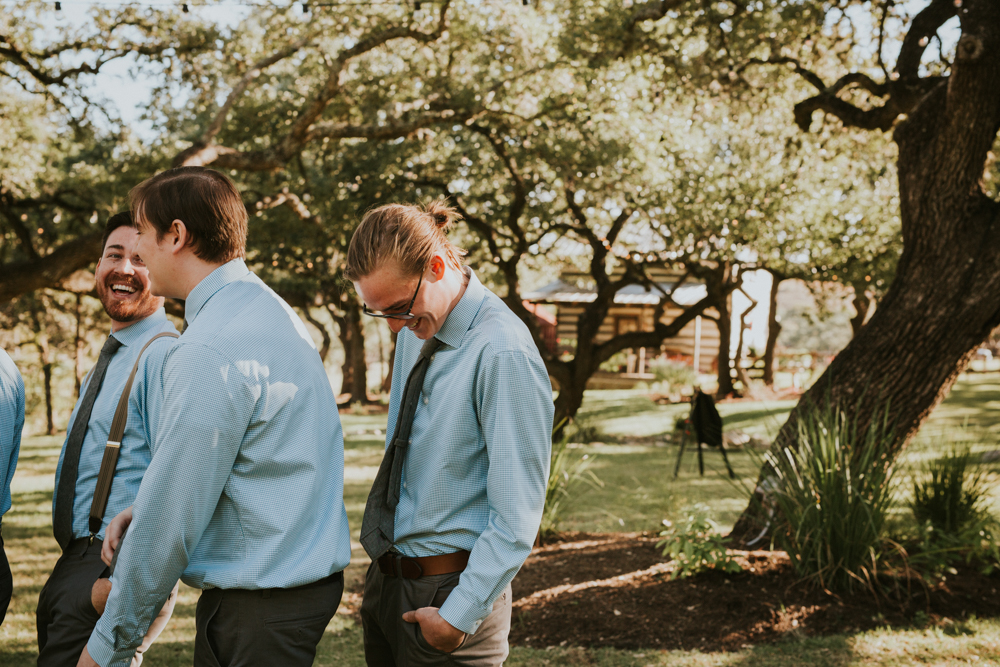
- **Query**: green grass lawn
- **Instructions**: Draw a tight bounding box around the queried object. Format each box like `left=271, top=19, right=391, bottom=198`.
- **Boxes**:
left=3, top=374, right=1000, bottom=665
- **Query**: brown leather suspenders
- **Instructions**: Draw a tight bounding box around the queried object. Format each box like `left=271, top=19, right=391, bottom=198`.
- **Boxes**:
left=87, top=331, right=179, bottom=539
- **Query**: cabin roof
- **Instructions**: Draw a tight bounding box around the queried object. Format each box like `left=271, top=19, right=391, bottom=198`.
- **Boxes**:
left=523, top=278, right=707, bottom=306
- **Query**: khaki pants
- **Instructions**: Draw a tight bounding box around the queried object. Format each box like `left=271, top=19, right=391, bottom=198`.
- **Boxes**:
left=361, top=561, right=511, bottom=667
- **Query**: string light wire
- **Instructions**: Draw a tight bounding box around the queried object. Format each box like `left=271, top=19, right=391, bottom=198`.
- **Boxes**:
left=0, top=0, right=447, bottom=9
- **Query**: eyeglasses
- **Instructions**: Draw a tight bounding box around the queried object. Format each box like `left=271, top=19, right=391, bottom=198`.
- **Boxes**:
left=362, top=274, right=423, bottom=320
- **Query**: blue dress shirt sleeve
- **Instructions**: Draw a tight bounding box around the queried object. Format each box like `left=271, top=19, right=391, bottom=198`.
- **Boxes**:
left=0, top=351, right=25, bottom=517
left=88, top=343, right=256, bottom=667
left=437, top=347, right=553, bottom=634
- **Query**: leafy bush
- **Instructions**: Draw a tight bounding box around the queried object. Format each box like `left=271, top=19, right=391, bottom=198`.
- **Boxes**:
left=910, top=444, right=1000, bottom=574
left=657, top=504, right=742, bottom=580
left=648, top=358, right=697, bottom=390
left=540, top=437, right=603, bottom=540
left=763, top=400, right=899, bottom=593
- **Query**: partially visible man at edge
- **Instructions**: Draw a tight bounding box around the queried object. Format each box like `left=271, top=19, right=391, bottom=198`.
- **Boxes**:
left=79, top=166, right=351, bottom=667
left=347, top=202, right=554, bottom=666
left=1, top=347, right=25, bottom=626
left=36, top=212, right=179, bottom=666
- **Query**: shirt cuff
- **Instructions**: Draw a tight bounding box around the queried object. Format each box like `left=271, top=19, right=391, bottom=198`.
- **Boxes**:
left=87, top=628, right=137, bottom=667
left=439, top=586, right=490, bottom=635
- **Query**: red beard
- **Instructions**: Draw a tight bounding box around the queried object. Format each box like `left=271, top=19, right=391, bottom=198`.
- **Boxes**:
left=96, top=273, right=160, bottom=324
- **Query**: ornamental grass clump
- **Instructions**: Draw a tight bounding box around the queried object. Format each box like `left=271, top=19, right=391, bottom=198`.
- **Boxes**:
left=764, top=400, right=898, bottom=593
left=540, top=433, right=603, bottom=540
left=910, top=443, right=1000, bottom=574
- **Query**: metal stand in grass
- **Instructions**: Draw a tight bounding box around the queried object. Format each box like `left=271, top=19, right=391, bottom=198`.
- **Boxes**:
left=673, top=388, right=736, bottom=479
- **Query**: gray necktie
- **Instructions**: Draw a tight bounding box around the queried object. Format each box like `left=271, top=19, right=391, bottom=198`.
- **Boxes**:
left=360, top=336, right=443, bottom=561
left=54, top=334, right=122, bottom=549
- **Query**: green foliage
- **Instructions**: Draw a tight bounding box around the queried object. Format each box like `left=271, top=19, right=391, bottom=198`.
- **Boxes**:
left=656, top=504, right=742, bottom=580
left=909, top=444, right=1000, bottom=575
left=540, top=436, right=603, bottom=539
left=647, top=358, right=696, bottom=391
left=764, top=399, right=898, bottom=593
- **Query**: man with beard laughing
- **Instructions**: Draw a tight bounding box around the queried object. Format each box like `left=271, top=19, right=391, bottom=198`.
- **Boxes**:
left=36, top=212, right=179, bottom=667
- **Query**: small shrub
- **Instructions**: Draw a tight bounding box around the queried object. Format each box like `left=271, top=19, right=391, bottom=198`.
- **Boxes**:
left=540, top=437, right=603, bottom=539
left=763, top=399, right=899, bottom=593
left=657, top=504, right=742, bottom=580
left=910, top=444, right=1000, bottom=574
left=565, top=417, right=602, bottom=444
left=648, top=358, right=697, bottom=390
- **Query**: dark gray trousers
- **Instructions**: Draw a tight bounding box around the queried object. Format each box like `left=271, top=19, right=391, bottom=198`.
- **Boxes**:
left=361, top=561, right=511, bottom=667
left=36, top=538, right=108, bottom=667
left=0, top=524, right=11, bottom=627
left=194, top=570, right=344, bottom=667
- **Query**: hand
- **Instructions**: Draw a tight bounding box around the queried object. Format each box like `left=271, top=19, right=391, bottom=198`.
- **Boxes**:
left=76, top=645, right=101, bottom=667
left=91, top=578, right=112, bottom=614
left=101, top=505, right=133, bottom=566
left=401, top=607, right=466, bottom=653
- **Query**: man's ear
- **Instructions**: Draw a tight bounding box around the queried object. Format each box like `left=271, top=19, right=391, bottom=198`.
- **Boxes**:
left=169, top=219, right=188, bottom=255
left=429, top=254, right=446, bottom=281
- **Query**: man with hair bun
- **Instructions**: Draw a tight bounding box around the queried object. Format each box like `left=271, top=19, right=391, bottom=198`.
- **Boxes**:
left=348, top=200, right=554, bottom=666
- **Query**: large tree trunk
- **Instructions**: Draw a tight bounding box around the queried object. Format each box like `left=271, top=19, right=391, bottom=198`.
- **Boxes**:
left=762, top=275, right=782, bottom=387
left=731, top=6, right=1000, bottom=544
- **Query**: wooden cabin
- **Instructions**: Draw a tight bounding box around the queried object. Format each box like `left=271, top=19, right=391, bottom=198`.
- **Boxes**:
left=523, top=269, right=723, bottom=377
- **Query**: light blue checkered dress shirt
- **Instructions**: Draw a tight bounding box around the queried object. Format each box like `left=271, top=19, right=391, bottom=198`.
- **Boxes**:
left=0, top=349, right=25, bottom=518
left=53, top=309, right=178, bottom=541
left=388, top=268, right=554, bottom=635
left=89, top=259, right=352, bottom=667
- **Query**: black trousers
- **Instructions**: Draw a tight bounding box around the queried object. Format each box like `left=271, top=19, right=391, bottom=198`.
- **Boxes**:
left=36, top=538, right=110, bottom=667
left=0, top=523, right=12, bottom=627
left=194, top=570, right=344, bottom=667
left=361, top=561, right=512, bottom=667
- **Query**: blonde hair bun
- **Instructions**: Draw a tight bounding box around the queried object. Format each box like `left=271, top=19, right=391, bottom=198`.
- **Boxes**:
left=426, top=200, right=460, bottom=231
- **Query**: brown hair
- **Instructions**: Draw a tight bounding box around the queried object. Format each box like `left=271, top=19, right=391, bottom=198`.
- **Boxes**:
left=102, top=211, right=133, bottom=250
left=129, top=166, right=248, bottom=264
left=344, top=201, right=467, bottom=281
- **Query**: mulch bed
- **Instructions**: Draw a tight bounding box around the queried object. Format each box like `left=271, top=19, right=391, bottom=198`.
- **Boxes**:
left=508, top=532, right=1000, bottom=651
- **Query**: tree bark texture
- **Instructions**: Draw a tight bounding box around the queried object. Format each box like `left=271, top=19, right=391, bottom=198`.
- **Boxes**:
left=731, top=0, right=1000, bottom=544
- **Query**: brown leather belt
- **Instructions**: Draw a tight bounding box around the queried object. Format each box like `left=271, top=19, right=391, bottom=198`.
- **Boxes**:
left=377, top=550, right=470, bottom=579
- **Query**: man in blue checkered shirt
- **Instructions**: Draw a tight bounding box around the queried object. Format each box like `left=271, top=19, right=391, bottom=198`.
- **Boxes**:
left=80, top=167, right=351, bottom=667
left=347, top=201, right=554, bottom=666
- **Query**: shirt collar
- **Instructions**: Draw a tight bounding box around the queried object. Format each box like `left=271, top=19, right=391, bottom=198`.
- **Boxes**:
left=434, top=267, right=486, bottom=350
left=184, top=258, right=251, bottom=325
left=109, top=308, right=169, bottom=348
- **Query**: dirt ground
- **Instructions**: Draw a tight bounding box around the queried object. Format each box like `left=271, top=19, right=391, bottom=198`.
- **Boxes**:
left=506, top=532, right=1000, bottom=651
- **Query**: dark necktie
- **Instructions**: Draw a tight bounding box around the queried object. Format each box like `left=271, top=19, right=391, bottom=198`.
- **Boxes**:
left=53, top=334, right=122, bottom=549
left=360, top=336, right=443, bottom=560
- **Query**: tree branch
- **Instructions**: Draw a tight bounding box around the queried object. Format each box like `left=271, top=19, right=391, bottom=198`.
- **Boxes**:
left=0, top=231, right=102, bottom=304
left=895, top=0, right=957, bottom=80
